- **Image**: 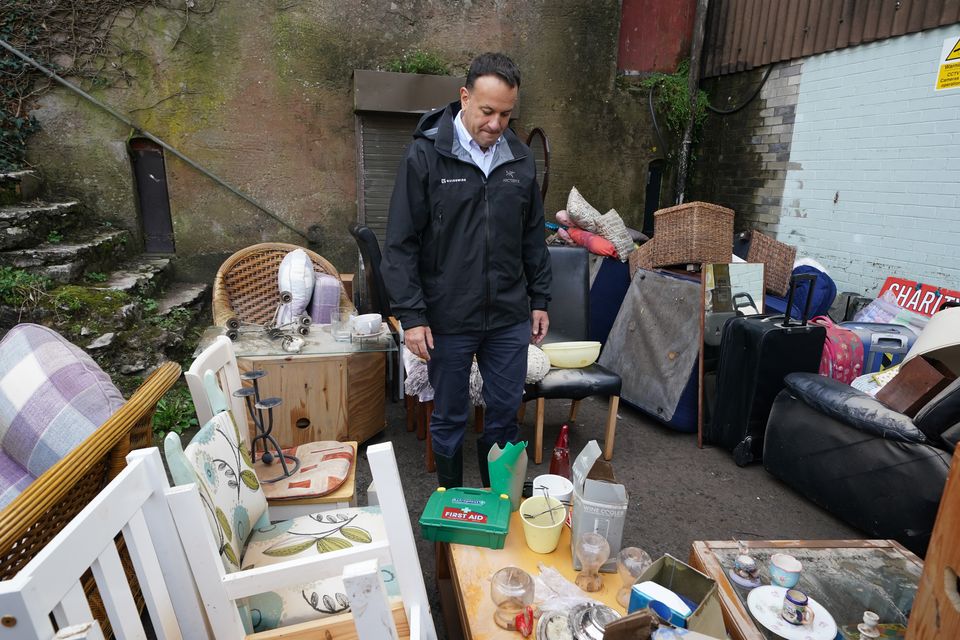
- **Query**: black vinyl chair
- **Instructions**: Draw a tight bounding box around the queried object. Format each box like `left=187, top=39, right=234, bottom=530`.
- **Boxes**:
left=348, top=223, right=402, bottom=401
left=523, top=245, right=622, bottom=464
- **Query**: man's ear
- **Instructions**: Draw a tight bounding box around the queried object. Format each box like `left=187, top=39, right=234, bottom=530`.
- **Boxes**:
left=459, top=86, right=470, bottom=108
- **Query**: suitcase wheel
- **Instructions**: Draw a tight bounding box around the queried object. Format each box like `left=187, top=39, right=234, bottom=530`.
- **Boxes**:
left=733, top=438, right=755, bottom=467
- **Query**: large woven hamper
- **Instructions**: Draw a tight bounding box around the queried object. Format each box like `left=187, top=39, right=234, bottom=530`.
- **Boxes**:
left=651, top=202, right=734, bottom=268
left=746, top=230, right=797, bottom=296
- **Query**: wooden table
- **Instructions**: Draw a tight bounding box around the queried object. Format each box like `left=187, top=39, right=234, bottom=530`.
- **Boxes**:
left=689, top=539, right=923, bottom=640
left=437, top=511, right=624, bottom=640
left=196, top=325, right=396, bottom=446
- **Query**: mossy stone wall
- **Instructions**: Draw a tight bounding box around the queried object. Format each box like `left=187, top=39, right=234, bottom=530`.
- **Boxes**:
left=27, top=1, right=662, bottom=281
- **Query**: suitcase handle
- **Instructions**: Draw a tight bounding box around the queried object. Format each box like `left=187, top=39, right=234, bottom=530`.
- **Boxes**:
left=782, top=273, right=818, bottom=327
left=733, top=292, right=759, bottom=315
left=872, top=334, right=908, bottom=349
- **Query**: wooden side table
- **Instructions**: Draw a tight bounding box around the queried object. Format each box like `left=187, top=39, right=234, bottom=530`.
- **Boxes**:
left=689, top=539, right=922, bottom=640
left=437, top=511, right=623, bottom=640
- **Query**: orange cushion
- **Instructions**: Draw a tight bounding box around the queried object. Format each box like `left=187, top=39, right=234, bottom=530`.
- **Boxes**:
left=255, top=441, right=354, bottom=500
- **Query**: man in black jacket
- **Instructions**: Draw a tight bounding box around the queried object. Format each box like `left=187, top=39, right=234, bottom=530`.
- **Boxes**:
left=382, top=52, right=551, bottom=488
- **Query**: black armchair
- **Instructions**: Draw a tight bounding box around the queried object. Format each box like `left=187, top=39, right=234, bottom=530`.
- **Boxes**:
left=763, top=372, right=957, bottom=556
left=523, top=246, right=623, bottom=464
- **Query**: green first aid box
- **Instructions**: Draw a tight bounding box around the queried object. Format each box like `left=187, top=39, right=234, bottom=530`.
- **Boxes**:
left=419, top=487, right=512, bottom=549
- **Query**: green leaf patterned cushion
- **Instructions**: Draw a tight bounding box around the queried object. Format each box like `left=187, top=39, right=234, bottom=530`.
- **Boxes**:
left=242, top=506, right=397, bottom=632
left=181, top=411, right=269, bottom=573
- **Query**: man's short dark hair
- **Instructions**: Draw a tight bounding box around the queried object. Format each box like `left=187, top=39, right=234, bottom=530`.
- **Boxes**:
left=465, top=52, right=521, bottom=90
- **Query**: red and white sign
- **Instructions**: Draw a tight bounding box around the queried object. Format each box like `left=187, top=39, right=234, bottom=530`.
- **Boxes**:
left=878, top=277, right=960, bottom=317
left=441, top=507, right=487, bottom=524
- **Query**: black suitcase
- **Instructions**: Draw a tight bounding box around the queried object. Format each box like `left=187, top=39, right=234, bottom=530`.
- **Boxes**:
left=707, top=274, right=827, bottom=466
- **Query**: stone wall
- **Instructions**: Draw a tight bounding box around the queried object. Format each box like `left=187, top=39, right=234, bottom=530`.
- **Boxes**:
left=26, top=1, right=661, bottom=281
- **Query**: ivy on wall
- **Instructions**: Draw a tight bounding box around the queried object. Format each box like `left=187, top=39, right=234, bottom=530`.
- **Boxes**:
left=637, top=60, right=709, bottom=163
left=0, top=0, right=212, bottom=171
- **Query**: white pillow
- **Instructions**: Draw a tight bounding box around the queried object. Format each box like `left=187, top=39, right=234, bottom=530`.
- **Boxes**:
left=276, top=249, right=315, bottom=325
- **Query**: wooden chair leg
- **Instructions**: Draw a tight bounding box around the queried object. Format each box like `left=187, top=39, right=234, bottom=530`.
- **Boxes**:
left=603, top=396, right=619, bottom=461
left=569, top=399, right=580, bottom=422
left=534, top=398, right=546, bottom=465
left=517, top=401, right=527, bottom=425
left=405, top=395, right=416, bottom=432
left=425, top=400, right=436, bottom=472
left=474, top=405, right=484, bottom=434
left=416, top=400, right=428, bottom=441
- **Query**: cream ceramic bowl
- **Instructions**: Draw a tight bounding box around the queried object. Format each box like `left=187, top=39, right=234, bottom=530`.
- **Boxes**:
left=541, top=341, right=601, bottom=368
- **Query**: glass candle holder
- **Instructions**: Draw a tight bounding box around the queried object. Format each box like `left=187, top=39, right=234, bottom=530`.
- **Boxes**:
left=575, top=532, right=610, bottom=593
left=616, top=546, right=652, bottom=608
left=490, top=566, right=534, bottom=630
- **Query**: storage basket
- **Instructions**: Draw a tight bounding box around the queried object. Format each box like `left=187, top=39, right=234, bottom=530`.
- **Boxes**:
left=651, top=202, right=734, bottom=268
left=746, top=231, right=797, bottom=296
left=629, top=240, right=654, bottom=278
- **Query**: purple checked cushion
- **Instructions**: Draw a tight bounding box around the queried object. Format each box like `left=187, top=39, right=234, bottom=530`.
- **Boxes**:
left=0, top=450, right=32, bottom=510
left=0, top=324, right=124, bottom=478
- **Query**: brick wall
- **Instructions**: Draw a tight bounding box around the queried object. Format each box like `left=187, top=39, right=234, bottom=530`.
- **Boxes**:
left=778, top=26, right=960, bottom=295
left=690, top=60, right=803, bottom=233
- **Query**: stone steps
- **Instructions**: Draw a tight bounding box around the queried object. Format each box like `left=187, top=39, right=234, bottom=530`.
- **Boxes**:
left=98, top=255, right=173, bottom=298
left=0, top=170, right=42, bottom=205
left=157, top=282, right=210, bottom=316
left=0, top=200, right=81, bottom=251
left=0, top=228, right=132, bottom=283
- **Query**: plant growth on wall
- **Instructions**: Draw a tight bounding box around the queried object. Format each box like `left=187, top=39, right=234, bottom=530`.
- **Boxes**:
left=0, top=0, right=212, bottom=171
left=636, top=60, right=709, bottom=163
left=383, top=49, right=451, bottom=75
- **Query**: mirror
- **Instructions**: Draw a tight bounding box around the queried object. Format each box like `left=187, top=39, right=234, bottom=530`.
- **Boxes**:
left=698, top=263, right=765, bottom=447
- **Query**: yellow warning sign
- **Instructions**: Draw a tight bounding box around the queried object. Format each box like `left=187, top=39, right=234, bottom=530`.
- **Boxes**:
left=936, top=35, right=960, bottom=91
left=948, top=37, right=960, bottom=61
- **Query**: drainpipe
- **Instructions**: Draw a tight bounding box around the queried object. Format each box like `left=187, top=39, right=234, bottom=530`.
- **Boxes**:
left=675, top=0, right=709, bottom=205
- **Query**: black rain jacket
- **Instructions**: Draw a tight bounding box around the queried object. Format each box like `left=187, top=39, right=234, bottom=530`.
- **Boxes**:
left=382, top=101, right=551, bottom=334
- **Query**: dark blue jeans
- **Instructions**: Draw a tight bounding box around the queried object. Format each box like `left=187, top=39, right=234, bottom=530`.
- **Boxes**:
left=427, top=321, right=530, bottom=457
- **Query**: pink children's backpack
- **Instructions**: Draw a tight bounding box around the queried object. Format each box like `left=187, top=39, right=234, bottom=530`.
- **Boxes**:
left=810, top=315, right=864, bottom=384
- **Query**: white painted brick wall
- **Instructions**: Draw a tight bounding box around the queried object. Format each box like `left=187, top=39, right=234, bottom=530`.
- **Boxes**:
left=778, top=26, right=960, bottom=295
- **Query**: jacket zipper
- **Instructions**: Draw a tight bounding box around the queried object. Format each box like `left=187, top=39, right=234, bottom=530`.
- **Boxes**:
left=482, top=178, right=490, bottom=331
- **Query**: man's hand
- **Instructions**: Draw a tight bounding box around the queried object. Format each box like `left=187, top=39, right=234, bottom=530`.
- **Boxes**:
left=405, top=325, right=434, bottom=361
left=531, top=310, right=549, bottom=345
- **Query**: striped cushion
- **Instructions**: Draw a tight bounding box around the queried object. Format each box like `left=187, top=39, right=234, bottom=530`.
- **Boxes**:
left=0, top=324, right=124, bottom=479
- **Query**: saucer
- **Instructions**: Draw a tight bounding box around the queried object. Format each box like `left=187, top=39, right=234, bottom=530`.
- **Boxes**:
left=746, top=586, right=837, bottom=640
left=728, top=567, right=761, bottom=589
left=351, top=326, right=387, bottom=339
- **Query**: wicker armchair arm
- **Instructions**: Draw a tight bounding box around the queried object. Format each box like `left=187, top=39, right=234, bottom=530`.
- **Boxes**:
left=0, top=361, right=181, bottom=576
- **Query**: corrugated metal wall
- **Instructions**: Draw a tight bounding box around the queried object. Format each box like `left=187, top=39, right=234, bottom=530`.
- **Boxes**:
left=703, top=0, right=960, bottom=77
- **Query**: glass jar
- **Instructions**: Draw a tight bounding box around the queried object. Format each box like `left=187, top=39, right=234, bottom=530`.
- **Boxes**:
left=491, top=566, right=535, bottom=629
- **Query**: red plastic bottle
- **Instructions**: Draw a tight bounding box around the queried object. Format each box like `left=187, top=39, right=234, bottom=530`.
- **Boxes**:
left=549, top=423, right=571, bottom=480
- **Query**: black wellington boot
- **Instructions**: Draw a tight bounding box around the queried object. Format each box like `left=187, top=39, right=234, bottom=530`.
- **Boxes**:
left=434, top=447, right=463, bottom=489
left=477, top=440, right=494, bottom=489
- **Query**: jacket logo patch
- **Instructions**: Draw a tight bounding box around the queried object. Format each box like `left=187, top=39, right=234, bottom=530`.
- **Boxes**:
left=441, top=178, right=466, bottom=184
left=502, top=169, right=521, bottom=184
left=505, top=170, right=516, bottom=178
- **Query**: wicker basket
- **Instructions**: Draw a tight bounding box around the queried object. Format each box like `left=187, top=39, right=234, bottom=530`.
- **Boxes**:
left=628, top=240, right=654, bottom=278
left=212, top=242, right=354, bottom=328
left=746, top=231, right=797, bottom=296
left=651, top=202, right=734, bottom=268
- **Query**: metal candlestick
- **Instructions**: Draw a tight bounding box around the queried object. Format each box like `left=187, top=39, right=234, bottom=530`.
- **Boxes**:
left=233, top=370, right=300, bottom=483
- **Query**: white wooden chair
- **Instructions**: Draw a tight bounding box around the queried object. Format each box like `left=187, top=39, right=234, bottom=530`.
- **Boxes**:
left=0, top=448, right=206, bottom=639
left=164, top=395, right=436, bottom=639
left=186, top=335, right=357, bottom=519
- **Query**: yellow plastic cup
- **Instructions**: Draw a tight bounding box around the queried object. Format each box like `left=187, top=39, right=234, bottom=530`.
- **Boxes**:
left=519, top=495, right=565, bottom=554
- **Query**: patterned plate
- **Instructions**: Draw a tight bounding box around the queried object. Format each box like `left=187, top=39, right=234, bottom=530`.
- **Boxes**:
left=746, top=585, right=838, bottom=640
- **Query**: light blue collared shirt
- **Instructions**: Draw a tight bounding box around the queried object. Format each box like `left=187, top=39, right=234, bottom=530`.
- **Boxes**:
left=454, top=110, right=502, bottom=177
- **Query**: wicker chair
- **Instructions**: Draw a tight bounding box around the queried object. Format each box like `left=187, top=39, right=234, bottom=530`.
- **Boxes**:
left=0, top=360, right=180, bottom=635
left=212, top=242, right=354, bottom=328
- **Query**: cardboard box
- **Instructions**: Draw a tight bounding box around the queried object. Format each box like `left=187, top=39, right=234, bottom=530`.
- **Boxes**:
left=629, top=554, right=726, bottom=639
left=570, top=440, right=628, bottom=572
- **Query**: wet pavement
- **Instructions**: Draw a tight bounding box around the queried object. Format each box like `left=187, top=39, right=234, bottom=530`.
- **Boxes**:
left=353, top=394, right=860, bottom=638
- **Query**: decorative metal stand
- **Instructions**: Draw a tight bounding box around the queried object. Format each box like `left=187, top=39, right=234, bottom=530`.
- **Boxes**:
left=233, top=369, right=300, bottom=483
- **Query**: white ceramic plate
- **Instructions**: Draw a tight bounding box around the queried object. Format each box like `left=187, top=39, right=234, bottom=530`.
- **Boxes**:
left=351, top=326, right=388, bottom=339
left=746, top=585, right=837, bottom=640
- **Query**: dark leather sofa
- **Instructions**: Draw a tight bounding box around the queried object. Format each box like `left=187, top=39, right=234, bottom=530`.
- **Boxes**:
left=763, top=372, right=960, bottom=556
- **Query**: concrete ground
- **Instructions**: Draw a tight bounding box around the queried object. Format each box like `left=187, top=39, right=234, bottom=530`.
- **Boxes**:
left=353, top=394, right=861, bottom=639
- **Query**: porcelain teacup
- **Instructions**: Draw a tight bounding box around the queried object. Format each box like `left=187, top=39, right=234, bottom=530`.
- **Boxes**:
left=769, top=553, right=802, bottom=588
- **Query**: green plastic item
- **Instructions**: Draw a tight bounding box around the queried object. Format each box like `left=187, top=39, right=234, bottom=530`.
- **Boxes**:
left=419, top=487, right=512, bottom=549
left=489, top=440, right=528, bottom=511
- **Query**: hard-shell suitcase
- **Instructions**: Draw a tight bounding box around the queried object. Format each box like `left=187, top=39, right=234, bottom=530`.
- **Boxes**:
left=708, top=274, right=827, bottom=466
left=838, top=322, right=917, bottom=374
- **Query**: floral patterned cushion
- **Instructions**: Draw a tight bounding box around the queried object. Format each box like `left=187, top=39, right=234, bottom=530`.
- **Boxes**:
left=179, top=411, right=269, bottom=572
left=256, top=441, right=354, bottom=500
left=242, top=506, right=397, bottom=632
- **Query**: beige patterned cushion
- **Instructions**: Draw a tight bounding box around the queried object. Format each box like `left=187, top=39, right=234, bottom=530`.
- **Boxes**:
left=256, top=441, right=353, bottom=500
left=566, top=186, right=601, bottom=233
